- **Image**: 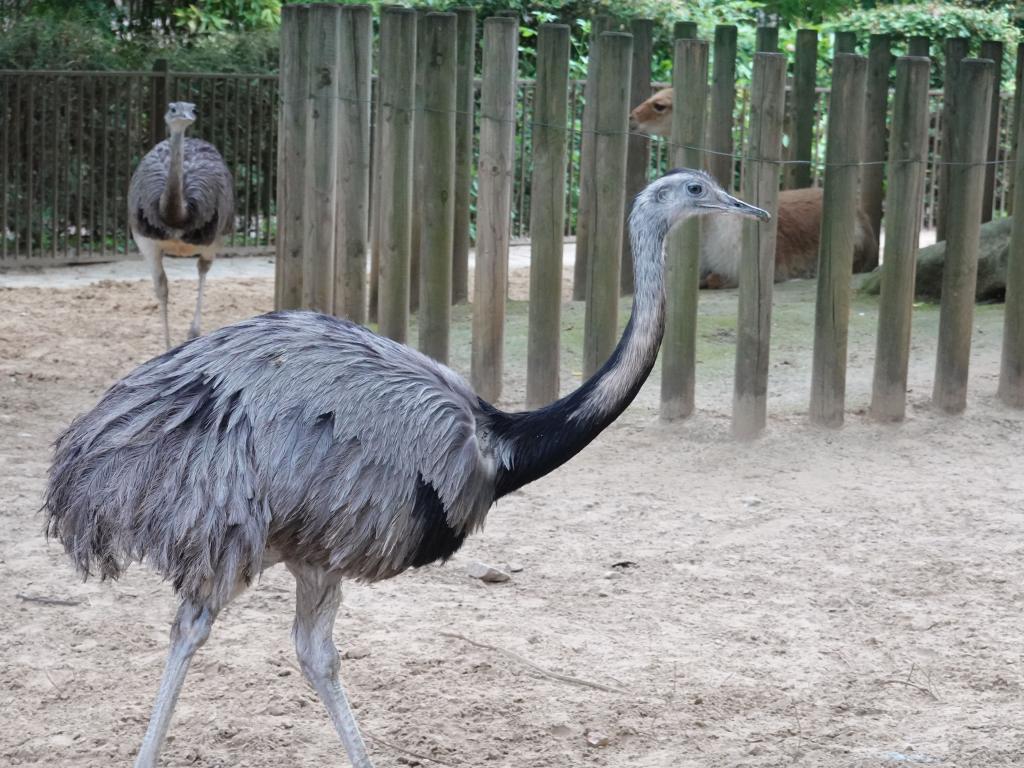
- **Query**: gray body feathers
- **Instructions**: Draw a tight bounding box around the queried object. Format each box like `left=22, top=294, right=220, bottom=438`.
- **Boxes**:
left=45, top=312, right=496, bottom=602
left=129, top=137, right=234, bottom=246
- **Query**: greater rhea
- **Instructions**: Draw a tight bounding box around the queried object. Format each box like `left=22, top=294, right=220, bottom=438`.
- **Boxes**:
left=45, top=169, right=768, bottom=768
left=129, top=101, right=234, bottom=348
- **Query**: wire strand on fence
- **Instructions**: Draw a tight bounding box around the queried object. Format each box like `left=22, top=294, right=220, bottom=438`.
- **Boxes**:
left=281, top=91, right=1015, bottom=170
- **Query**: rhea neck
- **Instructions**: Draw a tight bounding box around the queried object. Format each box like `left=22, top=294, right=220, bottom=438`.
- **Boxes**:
left=159, top=124, right=190, bottom=228
left=489, top=201, right=673, bottom=498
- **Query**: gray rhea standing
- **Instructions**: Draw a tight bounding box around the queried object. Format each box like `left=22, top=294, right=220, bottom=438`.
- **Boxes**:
left=128, top=101, right=235, bottom=349
left=45, top=170, right=768, bottom=768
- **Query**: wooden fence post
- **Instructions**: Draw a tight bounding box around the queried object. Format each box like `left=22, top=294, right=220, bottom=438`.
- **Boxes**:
left=452, top=6, right=476, bottom=304
left=937, top=37, right=969, bottom=242
left=861, top=34, right=891, bottom=251
left=999, top=93, right=1024, bottom=407
left=149, top=59, right=169, bottom=149
left=376, top=7, right=417, bottom=342
left=756, top=26, right=778, bottom=53
left=732, top=52, right=786, bottom=440
left=660, top=38, right=708, bottom=421
left=808, top=53, right=869, bottom=427
left=573, top=15, right=615, bottom=301
left=621, top=18, right=653, bottom=296
left=871, top=56, right=932, bottom=421
left=418, top=12, right=457, bottom=363
left=409, top=7, right=430, bottom=313
left=526, top=24, right=571, bottom=408
left=1009, top=42, right=1024, bottom=215
left=583, top=31, right=632, bottom=378
left=834, top=31, right=856, bottom=54
left=979, top=40, right=1003, bottom=223
left=674, top=21, right=697, bottom=40
left=275, top=5, right=309, bottom=310
left=333, top=4, right=371, bottom=323
left=786, top=29, right=817, bottom=190
left=908, top=35, right=930, bottom=58
left=933, top=58, right=994, bottom=413
left=708, top=25, right=738, bottom=189
left=302, top=4, right=340, bottom=314
left=471, top=17, right=518, bottom=402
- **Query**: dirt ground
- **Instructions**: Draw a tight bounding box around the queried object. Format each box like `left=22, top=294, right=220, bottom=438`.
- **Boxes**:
left=1, top=262, right=1022, bottom=768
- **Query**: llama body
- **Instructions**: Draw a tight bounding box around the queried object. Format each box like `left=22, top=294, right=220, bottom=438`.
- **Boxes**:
left=630, top=88, right=878, bottom=287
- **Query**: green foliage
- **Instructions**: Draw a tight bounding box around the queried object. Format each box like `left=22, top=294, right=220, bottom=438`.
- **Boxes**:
left=826, top=2, right=1020, bottom=48
left=174, top=0, right=282, bottom=34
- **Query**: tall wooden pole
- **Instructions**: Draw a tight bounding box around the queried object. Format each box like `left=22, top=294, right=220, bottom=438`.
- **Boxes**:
left=573, top=15, right=615, bottom=301
left=871, top=56, right=932, bottom=421
left=937, top=37, right=969, bottom=241
left=526, top=24, right=571, bottom=408
left=732, top=53, right=786, bottom=440
left=583, top=32, right=632, bottom=378
left=660, top=38, right=708, bottom=421
left=786, top=29, right=817, bottom=190
left=999, top=86, right=1024, bottom=407
left=275, top=5, right=309, bottom=310
left=621, top=18, right=653, bottom=296
left=376, top=7, right=417, bottom=343
left=708, top=25, right=738, bottom=189
left=933, top=59, right=994, bottom=413
left=451, top=7, right=476, bottom=304
left=808, top=53, right=869, bottom=427
left=471, top=17, right=518, bottom=402
left=301, top=4, right=340, bottom=314
left=979, top=40, right=1003, bottom=223
left=861, top=34, right=891, bottom=250
left=333, top=5, right=372, bottom=323
left=418, top=12, right=457, bottom=363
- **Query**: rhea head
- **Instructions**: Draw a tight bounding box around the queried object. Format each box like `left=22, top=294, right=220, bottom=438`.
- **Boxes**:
left=165, top=101, right=197, bottom=134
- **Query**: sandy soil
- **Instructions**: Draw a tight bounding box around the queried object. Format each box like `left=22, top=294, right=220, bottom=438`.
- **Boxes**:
left=1, top=263, right=1022, bottom=768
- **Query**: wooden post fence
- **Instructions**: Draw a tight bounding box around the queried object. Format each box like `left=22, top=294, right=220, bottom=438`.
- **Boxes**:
left=660, top=38, right=708, bottom=421
left=861, top=34, right=891, bottom=251
left=418, top=12, right=457, bottom=363
left=471, top=17, right=518, bottom=402
left=452, top=6, right=476, bottom=304
left=979, top=40, right=1003, bottom=224
left=376, top=7, right=417, bottom=343
left=732, top=52, right=786, bottom=440
left=573, top=15, right=615, bottom=301
left=149, top=59, right=169, bottom=149
left=708, top=25, right=738, bottom=189
left=786, top=29, right=817, bottom=190
left=526, top=24, right=571, bottom=409
left=302, top=4, right=340, bottom=314
left=583, top=31, right=632, bottom=378
left=908, top=36, right=930, bottom=58
left=871, top=56, right=932, bottom=422
left=275, top=5, right=309, bottom=310
left=999, top=92, right=1024, bottom=407
left=410, top=8, right=430, bottom=313
left=933, top=58, right=994, bottom=413
left=621, top=18, right=653, bottom=296
left=937, top=37, right=969, bottom=242
left=808, top=53, right=868, bottom=427
left=333, top=5, right=371, bottom=323
left=834, top=31, right=856, bottom=54
left=756, top=26, right=778, bottom=53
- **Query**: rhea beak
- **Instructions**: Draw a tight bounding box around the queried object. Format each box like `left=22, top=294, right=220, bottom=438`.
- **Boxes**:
left=700, top=193, right=771, bottom=222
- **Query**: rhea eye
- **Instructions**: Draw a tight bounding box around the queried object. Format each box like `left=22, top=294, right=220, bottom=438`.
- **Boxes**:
left=686, top=183, right=704, bottom=196
left=652, top=102, right=667, bottom=112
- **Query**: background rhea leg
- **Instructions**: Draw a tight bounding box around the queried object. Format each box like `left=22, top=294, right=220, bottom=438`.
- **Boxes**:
left=133, top=599, right=219, bottom=768
left=287, top=561, right=375, bottom=768
left=134, top=235, right=171, bottom=348
left=189, top=251, right=215, bottom=340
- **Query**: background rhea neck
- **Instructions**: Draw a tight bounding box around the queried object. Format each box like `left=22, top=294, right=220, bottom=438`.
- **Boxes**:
left=159, top=125, right=189, bottom=228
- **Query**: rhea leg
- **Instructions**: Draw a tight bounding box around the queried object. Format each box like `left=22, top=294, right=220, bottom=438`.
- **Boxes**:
left=188, top=252, right=215, bottom=340
left=287, top=562, right=375, bottom=768
left=135, top=235, right=170, bottom=348
left=133, top=600, right=218, bottom=768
